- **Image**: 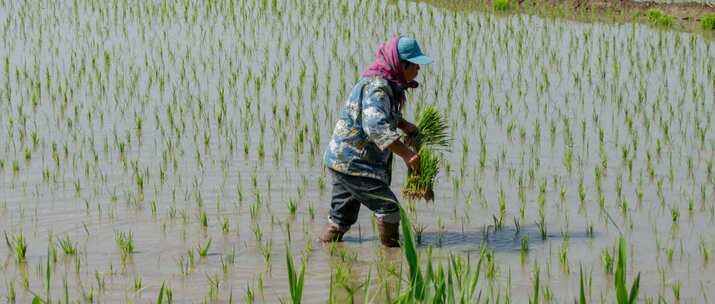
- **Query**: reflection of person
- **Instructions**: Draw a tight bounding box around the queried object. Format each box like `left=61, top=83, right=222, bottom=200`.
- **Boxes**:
left=320, top=36, right=433, bottom=247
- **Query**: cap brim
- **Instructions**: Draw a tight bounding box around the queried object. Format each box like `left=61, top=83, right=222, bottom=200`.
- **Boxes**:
left=406, top=55, right=433, bottom=65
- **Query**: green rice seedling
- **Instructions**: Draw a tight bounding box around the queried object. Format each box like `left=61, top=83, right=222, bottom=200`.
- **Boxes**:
left=6, top=282, right=16, bottom=303
left=492, top=214, right=504, bottom=231
left=285, top=246, right=306, bottom=304
left=177, top=255, right=191, bottom=276
left=287, top=198, right=297, bottom=215
left=586, top=222, right=594, bottom=237
left=542, top=286, right=554, bottom=302
left=249, top=200, right=260, bottom=219
left=180, top=208, right=189, bottom=224
left=395, top=207, right=484, bottom=302
left=578, top=265, right=587, bottom=304
left=560, top=239, right=570, bottom=273
left=701, top=14, right=715, bottom=30
left=670, top=207, right=679, bottom=223
left=82, top=287, right=94, bottom=303
left=455, top=254, right=485, bottom=303
left=258, top=140, right=265, bottom=160
left=262, top=240, right=273, bottom=271
left=133, top=274, right=143, bottom=292
left=258, top=272, right=266, bottom=300
left=398, top=206, right=425, bottom=300
left=200, top=209, right=208, bottom=227
left=11, top=160, right=19, bottom=173
left=529, top=265, right=540, bottom=304
left=479, top=140, right=487, bottom=169
left=436, top=217, right=445, bottom=246
left=30, top=245, right=54, bottom=304
left=413, top=223, right=427, bottom=245
left=20, top=270, right=29, bottom=290
left=5, top=232, right=28, bottom=263
left=307, top=202, right=316, bottom=220
left=672, top=281, right=681, bottom=302
left=615, top=236, right=640, bottom=304
left=252, top=224, right=263, bottom=241
left=666, top=246, right=675, bottom=264
left=222, top=217, right=230, bottom=233
left=135, top=172, right=144, bottom=193
left=198, top=238, right=212, bottom=257
left=701, top=239, right=711, bottom=264
left=95, top=271, right=106, bottom=291
left=646, top=9, right=674, bottom=28
left=57, top=234, right=77, bottom=256
left=245, top=283, right=255, bottom=304
left=116, top=231, right=135, bottom=256
left=157, top=282, right=167, bottom=304
left=602, top=248, right=614, bottom=274
left=520, top=236, right=529, bottom=263
left=358, top=268, right=373, bottom=304
left=221, top=256, right=231, bottom=275
left=285, top=222, right=292, bottom=243
left=536, top=216, right=547, bottom=240
left=207, top=273, right=220, bottom=300
left=318, top=175, right=326, bottom=194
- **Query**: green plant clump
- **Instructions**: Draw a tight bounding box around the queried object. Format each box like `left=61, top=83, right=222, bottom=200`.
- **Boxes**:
left=402, top=105, right=451, bottom=201
left=285, top=246, right=306, bottom=304
left=397, top=207, right=485, bottom=302
left=646, top=9, right=674, bottom=28
left=404, top=149, right=440, bottom=201
left=412, top=106, right=451, bottom=150
left=493, top=0, right=512, bottom=12
left=615, top=236, right=640, bottom=304
left=702, top=14, right=715, bottom=30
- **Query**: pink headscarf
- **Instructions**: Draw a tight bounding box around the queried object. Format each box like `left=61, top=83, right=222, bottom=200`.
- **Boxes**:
left=362, top=36, right=418, bottom=110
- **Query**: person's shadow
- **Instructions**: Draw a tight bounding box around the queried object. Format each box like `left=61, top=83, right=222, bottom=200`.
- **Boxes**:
left=343, top=223, right=596, bottom=253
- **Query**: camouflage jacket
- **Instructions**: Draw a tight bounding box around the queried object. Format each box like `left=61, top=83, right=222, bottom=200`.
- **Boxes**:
left=323, top=77, right=404, bottom=184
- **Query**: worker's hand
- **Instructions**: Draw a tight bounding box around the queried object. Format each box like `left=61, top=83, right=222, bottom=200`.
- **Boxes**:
left=387, top=140, right=420, bottom=174
left=405, top=153, right=420, bottom=175
left=400, top=121, right=419, bottom=149
left=403, top=131, right=419, bottom=149
left=401, top=121, right=419, bottom=137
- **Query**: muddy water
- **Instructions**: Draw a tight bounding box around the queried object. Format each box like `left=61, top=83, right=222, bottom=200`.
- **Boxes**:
left=1, top=0, right=714, bottom=302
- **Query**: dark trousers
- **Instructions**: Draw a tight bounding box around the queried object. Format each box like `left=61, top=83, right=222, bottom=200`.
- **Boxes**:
left=328, top=170, right=401, bottom=227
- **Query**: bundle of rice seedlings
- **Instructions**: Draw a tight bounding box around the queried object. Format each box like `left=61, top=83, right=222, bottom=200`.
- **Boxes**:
left=412, top=106, right=451, bottom=151
left=403, top=148, right=440, bottom=201
left=403, top=105, right=451, bottom=201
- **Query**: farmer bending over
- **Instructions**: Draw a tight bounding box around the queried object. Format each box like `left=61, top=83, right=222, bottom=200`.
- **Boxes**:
left=320, top=36, right=433, bottom=247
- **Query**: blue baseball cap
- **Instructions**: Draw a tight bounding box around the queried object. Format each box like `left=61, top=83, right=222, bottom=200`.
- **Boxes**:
left=397, top=37, right=433, bottom=65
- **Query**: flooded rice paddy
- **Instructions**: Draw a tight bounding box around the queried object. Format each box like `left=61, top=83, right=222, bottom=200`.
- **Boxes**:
left=1, top=0, right=714, bottom=302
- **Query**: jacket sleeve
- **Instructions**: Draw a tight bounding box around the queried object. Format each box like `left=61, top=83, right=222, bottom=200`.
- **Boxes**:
left=361, top=88, right=401, bottom=151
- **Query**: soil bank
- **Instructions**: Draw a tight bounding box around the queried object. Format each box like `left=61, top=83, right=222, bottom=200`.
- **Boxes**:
left=420, top=0, right=715, bottom=33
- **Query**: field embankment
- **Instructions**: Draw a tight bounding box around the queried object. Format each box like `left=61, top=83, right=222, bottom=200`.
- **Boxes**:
left=422, top=0, right=715, bottom=32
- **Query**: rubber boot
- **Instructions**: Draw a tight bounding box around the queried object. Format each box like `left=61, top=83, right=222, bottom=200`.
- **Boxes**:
left=377, top=220, right=400, bottom=247
left=319, top=223, right=349, bottom=243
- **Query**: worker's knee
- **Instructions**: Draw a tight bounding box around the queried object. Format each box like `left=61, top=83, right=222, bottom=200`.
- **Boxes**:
left=375, top=211, right=400, bottom=224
